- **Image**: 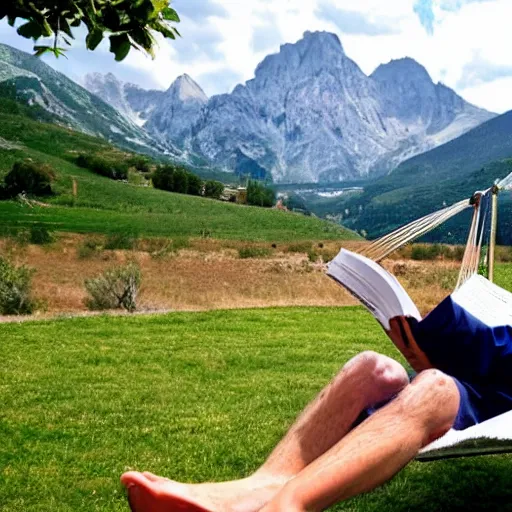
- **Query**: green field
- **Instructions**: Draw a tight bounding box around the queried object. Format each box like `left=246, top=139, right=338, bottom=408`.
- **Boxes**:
left=0, top=107, right=358, bottom=242
left=2, top=307, right=512, bottom=512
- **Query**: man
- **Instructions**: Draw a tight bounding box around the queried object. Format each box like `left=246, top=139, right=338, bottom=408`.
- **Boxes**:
left=121, top=350, right=463, bottom=511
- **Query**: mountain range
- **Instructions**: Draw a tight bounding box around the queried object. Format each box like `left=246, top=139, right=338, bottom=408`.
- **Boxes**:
left=0, top=43, right=177, bottom=157
left=84, top=31, right=495, bottom=183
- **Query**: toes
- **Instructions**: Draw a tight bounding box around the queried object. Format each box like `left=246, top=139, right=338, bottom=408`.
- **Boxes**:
left=142, top=471, right=166, bottom=482
left=121, top=471, right=150, bottom=488
left=120, top=471, right=214, bottom=512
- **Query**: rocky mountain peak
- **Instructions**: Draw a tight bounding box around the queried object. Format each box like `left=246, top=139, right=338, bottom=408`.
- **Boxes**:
left=371, top=57, right=433, bottom=86
left=254, top=31, right=347, bottom=83
left=166, top=74, right=208, bottom=104
left=299, top=30, right=345, bottom=55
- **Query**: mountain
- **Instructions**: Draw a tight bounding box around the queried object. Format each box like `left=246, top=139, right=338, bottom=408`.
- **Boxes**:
left=145, top=74, right=208, bottom=145
left=87, top=31, right=494, bottom=183
left=336, top=110, right=512, bottom=242
left=192, top=32, right=494, bottom=183
left=0, top=43, right=175, bottom=156
left=84, top=72, right=166, bottom=127
left=84, top=72, right=208, bottom=147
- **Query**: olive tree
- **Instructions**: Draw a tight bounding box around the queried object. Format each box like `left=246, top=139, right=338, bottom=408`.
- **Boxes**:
left=1, top=0, right=180, bottom=60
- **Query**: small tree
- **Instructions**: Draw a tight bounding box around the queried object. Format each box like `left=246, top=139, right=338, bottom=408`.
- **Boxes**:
left=2, top=160, right=56, bottom=198
left=204, top=180, right=225, bottom=199
left=247, top=180, right=275, bottom=207
left=187, top=172, right=203, bottom=196
left=173, top=168, right=189, bottom=194
left=152, top=165, right=175, bottom=191
left=84, top=262, right=141, bottom=313
left=152, top=164, right=204, bottom=196
left=0, top=257, right=34, bottom=315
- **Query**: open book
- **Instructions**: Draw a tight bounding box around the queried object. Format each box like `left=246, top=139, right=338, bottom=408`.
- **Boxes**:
left=327, top=249, right=512, bottom=460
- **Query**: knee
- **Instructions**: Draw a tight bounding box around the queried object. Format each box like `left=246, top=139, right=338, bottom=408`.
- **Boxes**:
left=347, top=351, right=409, bottom=390
left=405, top=369, right=460, bottom=442
left=340, top=351, right=409, bottom=406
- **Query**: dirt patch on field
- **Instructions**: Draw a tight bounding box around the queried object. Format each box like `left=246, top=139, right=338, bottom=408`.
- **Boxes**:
left=0, top=235, right=456, bottom=320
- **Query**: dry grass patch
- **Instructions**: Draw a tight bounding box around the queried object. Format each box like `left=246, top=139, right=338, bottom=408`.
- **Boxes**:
left=0, top=235, right=496, bottom=320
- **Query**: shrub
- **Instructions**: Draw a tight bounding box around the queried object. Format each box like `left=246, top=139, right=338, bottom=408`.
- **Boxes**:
left=204, top=180, right=224, bottom=199
left=105, top=233, right=137, bottom=250
left=307, top=249, right=319, bottom=263
left=78, top=236, right=104, bottom=259
left=410, top=244, right=443, bottom=261
left=127, top=156, right=152, bottom=173
left=451, top=245, right=466, bottom=262
left=29, top=224, right=53, bottom=245
left=2, top=160, right=56, bottom=198
left=238, top=246, right=271, bottom=259
left=286, top=242, right=313, bottom=253
left=247, top=180, right=275, bottom=207
left=84, top=262, right=141, bottom=312
left=76, top=154, right=128, bottom=180
left=128, top=169, right=145, bottom=186
left=0, top=257, right=34, bottom=315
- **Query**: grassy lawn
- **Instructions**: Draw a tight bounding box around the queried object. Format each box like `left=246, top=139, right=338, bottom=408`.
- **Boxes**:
left=2, top=307, right=512, bottom=511
left=0, top=200, right=355, bottom=242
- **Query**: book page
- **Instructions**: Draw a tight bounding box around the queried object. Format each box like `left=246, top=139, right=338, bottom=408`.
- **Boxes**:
left=327, top=250, right=421, bottom=328
left=452, top=274, right=512, bottom=327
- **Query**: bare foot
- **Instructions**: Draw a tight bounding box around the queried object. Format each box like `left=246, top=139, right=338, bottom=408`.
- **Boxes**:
left=120, top=471, right=289, bottom=512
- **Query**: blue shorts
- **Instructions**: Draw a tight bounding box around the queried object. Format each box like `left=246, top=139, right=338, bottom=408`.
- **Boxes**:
left=452, top=377, right=512, bottom=430
left=359, top=374, right=511, bottom=431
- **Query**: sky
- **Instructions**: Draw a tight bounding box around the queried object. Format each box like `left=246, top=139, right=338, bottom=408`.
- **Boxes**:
left=1, top=0, right=512, bottom=113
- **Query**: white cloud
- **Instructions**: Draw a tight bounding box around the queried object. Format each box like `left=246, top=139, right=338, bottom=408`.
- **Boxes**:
left=0, top=0, right=511, bottom=113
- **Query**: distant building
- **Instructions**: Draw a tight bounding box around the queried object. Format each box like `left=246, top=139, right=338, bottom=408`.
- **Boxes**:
left=221, top=187, right=248, bottom=204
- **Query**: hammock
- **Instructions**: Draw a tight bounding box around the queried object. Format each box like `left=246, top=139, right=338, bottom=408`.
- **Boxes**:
left=360, top=171, right=512, bottom=461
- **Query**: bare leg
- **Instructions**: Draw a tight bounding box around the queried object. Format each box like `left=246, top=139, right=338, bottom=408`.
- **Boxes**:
left=121, top=351, right=409, bottom=511
left=261, top=370, right=460, bottom=512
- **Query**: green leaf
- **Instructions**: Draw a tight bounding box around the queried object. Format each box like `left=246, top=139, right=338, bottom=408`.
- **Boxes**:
left=152, top=21, right=175, bottom=39
left=33, top=46, right=53, bottom=57
left=162, top=7, right=180, bottom=22
left=59, top=17, right=75, bottom=38
left=53, top=48, right=69, bottom=59
left=133, top=0, right=155, bottom=21
left=86, top=28, right=103, bottom=50
left=109, top=33, right=131, bottom=61
left=33, top=46, right=67, bottom=59
left=130, top=27, right=153, bottom=51
left=17, top=21, right=43, bottom=40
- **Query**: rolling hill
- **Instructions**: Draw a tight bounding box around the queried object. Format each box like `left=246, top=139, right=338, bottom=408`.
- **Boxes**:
left=0, top=99, right=358, bottom=242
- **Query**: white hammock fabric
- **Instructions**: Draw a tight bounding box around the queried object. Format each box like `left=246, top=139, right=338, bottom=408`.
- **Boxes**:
left=417, top=410, right=512, bottom=461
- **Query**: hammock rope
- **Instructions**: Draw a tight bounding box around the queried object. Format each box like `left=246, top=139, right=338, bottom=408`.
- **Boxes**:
left=362, top=199, right=472, bottom=262
left=362, top=169, right=512, bottom=290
